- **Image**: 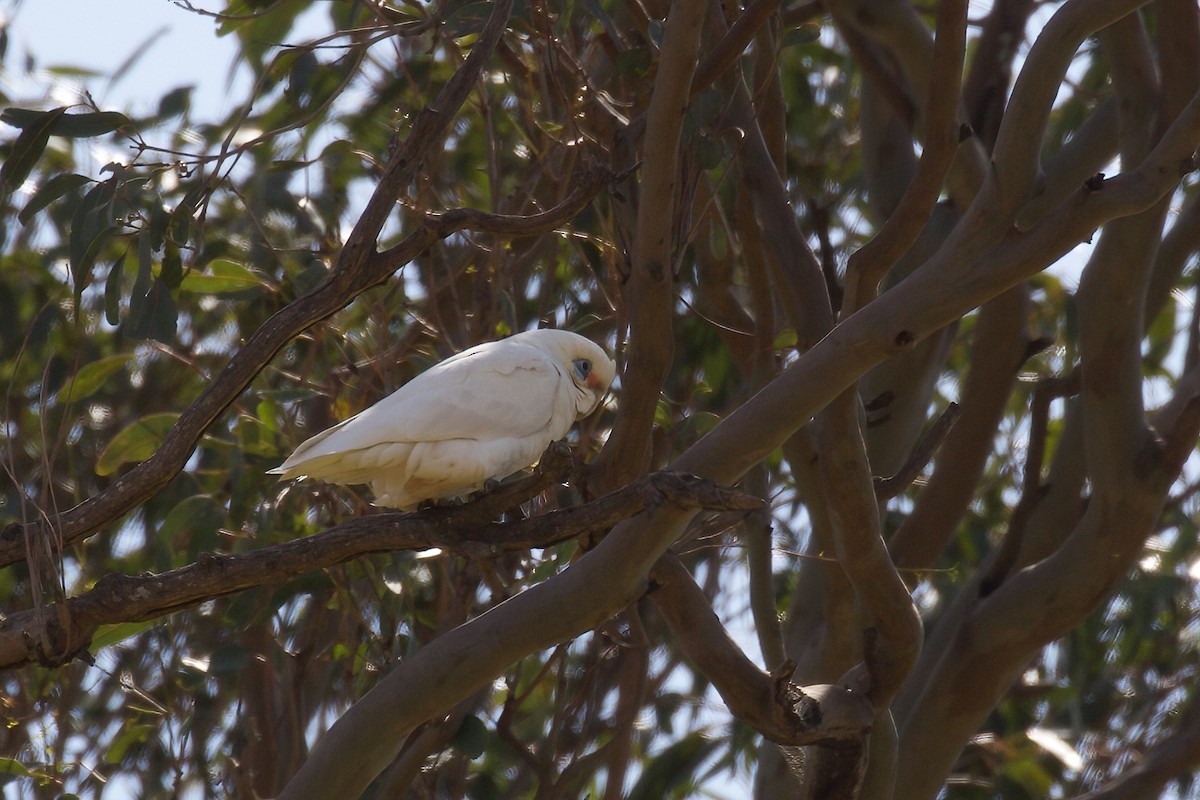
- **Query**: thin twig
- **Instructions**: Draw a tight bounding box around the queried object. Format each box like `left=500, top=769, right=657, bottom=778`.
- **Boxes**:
left=874, top=402, right=962, bottom=501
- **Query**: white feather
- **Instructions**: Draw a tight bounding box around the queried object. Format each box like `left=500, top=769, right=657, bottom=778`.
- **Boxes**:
left=270, top=329, right=615, bottom=509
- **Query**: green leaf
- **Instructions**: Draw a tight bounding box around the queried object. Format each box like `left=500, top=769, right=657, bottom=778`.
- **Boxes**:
left=104, top=723, right=153, bottom=764
left=235, top=413, right=279, bottom=458
left=104, top=252, right=126, bottom=325
left=91, top=620, right=157, bottom=651
left=625, top=734, right=717, bottom=800
left=68, top=180, right=118, bottom=296
left=451, top=715, right=488, bottom=759
left=772, top=328, right=798, bottom=350
left=0, top=106, right=68, bottom=192
left=58, top=354, right=131, bottom=404
left=156, top=85, right=193, bottom=119
left=654, top=397, right=674, bottom=430
left=783, top=22, right=822, bottom=46
left=159, top=495, right=223, bottom=562
left=127, top=277, right=178, bottom=342
left=443, top=1, right=493, bottom=37
left=160, top=242, right=183, bottom=288
left=0, top=757, right=31, bottom=776
left=147, top=203, right=170, bottom=250
left=96, top=412, right=180, bottom=476
left=1, top=107, right=130, bottom=137
left=70, top=225, right=117, bottom=297
left=179, top=259, right=262, bottom=294
left=285, top=48, right=319, bottom=101
left=17, top=172, right=91, bottom=224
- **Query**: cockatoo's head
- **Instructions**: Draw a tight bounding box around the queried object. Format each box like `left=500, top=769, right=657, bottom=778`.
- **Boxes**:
left=521, top=329, right=616, bottom=419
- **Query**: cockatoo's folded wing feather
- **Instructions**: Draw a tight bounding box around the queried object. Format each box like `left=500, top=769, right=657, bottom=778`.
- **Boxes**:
left=270, top=341, right=568, bottom=478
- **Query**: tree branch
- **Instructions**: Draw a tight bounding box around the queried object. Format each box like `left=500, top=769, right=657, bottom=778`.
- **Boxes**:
left=874, top=401, right=961, bottom=502
left=815, top=392, right=921, bottom=708
left=889, top=287, right=1030, bottom=570
left=0, top=459, right=761, bottom=672
left=989, top=0, right=1150, bottom=218
left=649, top=554, right=874, bottom=746
left=841, top=0, right=969, bottom=314
left=593, top=0, right=706, bottom=487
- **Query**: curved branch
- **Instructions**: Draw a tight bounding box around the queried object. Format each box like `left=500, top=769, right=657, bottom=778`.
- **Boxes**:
left=649, top=555, right=874, bottom=746
left=692, top=0, right=782, bottom=95
left=988, top=0, right=1150, bottom=217
left=841, top=0, right=969, bottom=314
left=815, top=392, right=921, bottom=707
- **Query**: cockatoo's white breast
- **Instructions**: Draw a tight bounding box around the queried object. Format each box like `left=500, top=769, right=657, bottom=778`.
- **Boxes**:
left=269, top=329, right=615, bottom=509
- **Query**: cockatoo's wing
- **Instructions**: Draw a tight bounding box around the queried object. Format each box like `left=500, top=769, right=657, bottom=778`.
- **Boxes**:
left=271, top=340, right=573, bottom=476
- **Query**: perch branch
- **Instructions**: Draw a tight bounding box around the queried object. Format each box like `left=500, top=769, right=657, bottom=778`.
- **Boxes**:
left=0, top=461, right=761, bottom=671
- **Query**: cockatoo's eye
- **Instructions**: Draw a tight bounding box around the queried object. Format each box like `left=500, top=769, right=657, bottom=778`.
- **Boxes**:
left=572, top=359, right=592, bottom=381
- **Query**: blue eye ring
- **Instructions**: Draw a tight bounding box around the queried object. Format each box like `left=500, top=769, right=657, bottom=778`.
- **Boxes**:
left=573, top=359, right=592, bottom=380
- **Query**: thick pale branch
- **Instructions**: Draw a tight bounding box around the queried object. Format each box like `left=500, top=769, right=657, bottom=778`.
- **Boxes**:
left=894, top=282, right=1200, bottom=800
left=1156, top=0, right=1200, bottom=126
left=815, top=393, right=921, bottom=707
left=826, top=0, right=987, bottom=206
left=961, top=0, right=1036, bottom=147
left=1015, top=98, right=1119, bottom=230
left=889, top=287, right=1030, bottom=570
left=1077, top=11, right=1168, bottom=497
left=989, top=0, right=1150, bottom=217
left=670, top=80, right=1198, bottom=487
left=723, top=35, right=833, bottom=344
left=649, top=555, right=875, bottom=746
left=1146, top=191, right=1200, bottom=321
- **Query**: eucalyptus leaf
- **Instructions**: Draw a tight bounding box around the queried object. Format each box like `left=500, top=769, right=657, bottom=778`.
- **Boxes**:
left=96, top=412, right=180, bottom=476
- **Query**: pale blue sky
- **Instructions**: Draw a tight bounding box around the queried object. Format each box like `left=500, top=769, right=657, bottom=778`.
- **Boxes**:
left=3, top=0, right=250, bottom=117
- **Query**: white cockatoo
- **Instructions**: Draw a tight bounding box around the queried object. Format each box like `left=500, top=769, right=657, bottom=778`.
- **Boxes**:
left=269, top=329, right=615, bottom=509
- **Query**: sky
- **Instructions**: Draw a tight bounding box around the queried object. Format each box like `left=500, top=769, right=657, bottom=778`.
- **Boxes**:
left=2, top=0, right=253, bottom=117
